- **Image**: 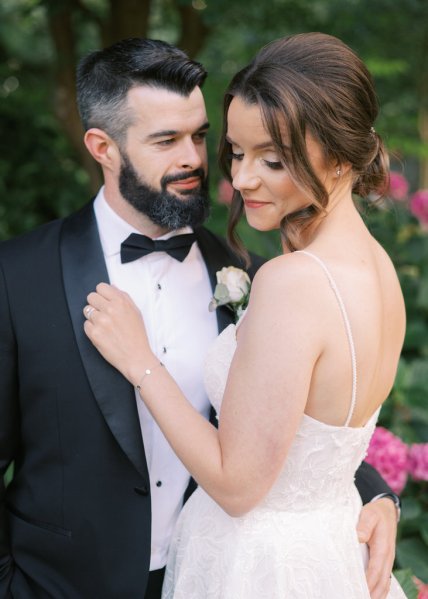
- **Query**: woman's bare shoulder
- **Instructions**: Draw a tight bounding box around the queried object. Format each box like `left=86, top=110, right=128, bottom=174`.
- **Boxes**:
left=252, top=251, right=326, bottom=292
left=248, top=251, right=331, bottom=317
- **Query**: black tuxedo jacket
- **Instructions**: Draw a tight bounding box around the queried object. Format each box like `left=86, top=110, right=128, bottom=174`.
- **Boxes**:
left=0, top=201, right=392, bottom=598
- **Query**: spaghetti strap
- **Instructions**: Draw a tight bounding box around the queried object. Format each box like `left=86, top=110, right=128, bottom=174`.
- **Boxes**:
left=297, top=250, right=357, bottom=427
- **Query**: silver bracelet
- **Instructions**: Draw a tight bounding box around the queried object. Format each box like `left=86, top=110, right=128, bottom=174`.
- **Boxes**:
left=370, top=492, right=401, bottom=523
left=135, top=362, right=164, bottom=391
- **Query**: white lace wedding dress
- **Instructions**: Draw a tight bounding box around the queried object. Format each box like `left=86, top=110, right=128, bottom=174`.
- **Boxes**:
left=162, top=251, right=406, bottom=598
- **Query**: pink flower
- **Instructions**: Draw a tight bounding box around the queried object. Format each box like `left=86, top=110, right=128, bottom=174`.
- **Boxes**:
left=365, top=427, right=408, bottom=494
left=410, top=189, right=428, bottom=228
left=388, top=171, right=409, bottom=201
left=419, top=584, right=428, bottom=599
left=217, top=179, right=234, bottom=205
left=413, top=576, right=428, bottom=599
left=408, top=443, right=428, bottom=481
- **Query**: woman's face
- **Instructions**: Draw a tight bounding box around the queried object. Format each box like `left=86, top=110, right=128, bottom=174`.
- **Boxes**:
left=226, top=96, right=332, bottom=232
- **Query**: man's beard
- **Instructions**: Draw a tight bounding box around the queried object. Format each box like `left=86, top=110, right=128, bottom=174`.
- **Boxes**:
left=118, top=152, right=210, bottom=231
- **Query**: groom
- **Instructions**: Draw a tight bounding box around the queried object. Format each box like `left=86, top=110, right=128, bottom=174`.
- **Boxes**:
left=0, top=38, right=399, bottom=599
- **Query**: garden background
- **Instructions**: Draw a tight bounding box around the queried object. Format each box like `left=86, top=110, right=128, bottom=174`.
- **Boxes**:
left=1, top=1, right=427, bottom=597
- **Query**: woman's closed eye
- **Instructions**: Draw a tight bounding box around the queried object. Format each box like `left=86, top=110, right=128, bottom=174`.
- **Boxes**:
left=228, top=149, right=283, bottom=170
left=263, top=159, right=283, bottom=170
left=228, top=151, right=244, bottom=161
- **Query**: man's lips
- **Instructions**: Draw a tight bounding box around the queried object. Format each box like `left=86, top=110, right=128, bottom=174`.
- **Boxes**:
left=243, top=199, right=270, bottom=209
left=169, top=177, right=201, bottom=190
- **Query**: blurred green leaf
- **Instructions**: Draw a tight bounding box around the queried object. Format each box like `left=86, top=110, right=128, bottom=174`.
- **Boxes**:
left=417, top=277, right=428, bottom=309
left=4, top=463, right=13, bottom=486
left=421, top=517, right=428, bottom=547
left=396, top=538, right=428, bottom=581
left=393, top=569, right=418, bottom=599
left=401, top=497, right=423, bottom=522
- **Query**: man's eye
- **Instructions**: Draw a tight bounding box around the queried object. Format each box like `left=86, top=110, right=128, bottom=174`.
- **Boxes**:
left=157, top=139, right=175, bottom=146
left=193, top=131, right=208, bottom=142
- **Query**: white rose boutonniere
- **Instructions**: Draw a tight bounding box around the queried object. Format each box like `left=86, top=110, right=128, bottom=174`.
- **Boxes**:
left=208, top=266, right=251, bottom=322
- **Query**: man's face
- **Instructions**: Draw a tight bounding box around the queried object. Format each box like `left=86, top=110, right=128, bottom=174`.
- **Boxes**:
left=118, top=85, right=210, bottom=230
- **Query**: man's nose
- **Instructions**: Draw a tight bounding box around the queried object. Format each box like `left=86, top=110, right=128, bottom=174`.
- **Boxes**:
left=178, top=138, right=204, bottom=170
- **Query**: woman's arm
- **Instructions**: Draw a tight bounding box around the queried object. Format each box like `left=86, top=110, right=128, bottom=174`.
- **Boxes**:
left=84, top=258, right=322, bottom=516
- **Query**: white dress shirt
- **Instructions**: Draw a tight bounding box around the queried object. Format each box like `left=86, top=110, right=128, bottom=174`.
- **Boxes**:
left=93, top=189, right=219, bottom=569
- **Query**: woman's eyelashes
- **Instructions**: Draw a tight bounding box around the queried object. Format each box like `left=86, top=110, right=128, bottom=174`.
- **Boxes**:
left=228, top=151, right=243, bottom=161
left=228, top=151, right=283, bottom=171
left=263, top=159, right=283, bottom=170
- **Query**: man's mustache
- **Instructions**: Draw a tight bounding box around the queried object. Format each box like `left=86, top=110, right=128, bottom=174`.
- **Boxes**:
left=162, top=168, right=206, bottom=187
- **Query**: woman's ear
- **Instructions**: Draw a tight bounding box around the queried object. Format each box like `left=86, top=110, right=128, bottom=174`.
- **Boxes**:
left=333, top=160, right=352, bottom=179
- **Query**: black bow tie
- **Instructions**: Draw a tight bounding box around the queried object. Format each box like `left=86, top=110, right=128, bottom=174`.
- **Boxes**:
left=120, top=232, right=196, bottom=263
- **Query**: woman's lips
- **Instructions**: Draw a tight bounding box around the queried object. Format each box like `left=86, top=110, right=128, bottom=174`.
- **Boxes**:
left=244, top=199, right=270, bottom=209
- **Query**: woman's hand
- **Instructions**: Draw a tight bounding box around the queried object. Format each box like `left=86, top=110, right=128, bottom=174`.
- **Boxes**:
left=83, top=283, right=155, bottom=385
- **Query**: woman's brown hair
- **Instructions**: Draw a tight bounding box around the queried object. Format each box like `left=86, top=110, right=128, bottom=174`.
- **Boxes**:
left=219, top=32, right=389, bottom=257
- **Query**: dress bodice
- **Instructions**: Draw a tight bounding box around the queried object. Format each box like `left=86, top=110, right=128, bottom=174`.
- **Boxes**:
left=163, top=251, right=406, bottom=599
left=163, top=252, right=406, bottom=599
left=203, top=320, right=379, bottom=513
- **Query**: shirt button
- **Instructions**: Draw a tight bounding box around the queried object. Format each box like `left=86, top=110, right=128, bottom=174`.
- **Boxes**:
left=156, top=480, right=162, bottom=487
left=157, top=283, right=162, bottom=290
left=162, top=346, right=167, bottom=354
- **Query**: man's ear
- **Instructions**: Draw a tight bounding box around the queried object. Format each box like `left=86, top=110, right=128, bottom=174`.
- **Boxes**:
left=84, top=128, right=120, bottom=171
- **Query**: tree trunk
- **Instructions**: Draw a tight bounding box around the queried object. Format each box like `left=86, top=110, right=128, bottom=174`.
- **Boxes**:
left=47, top=3, right=102, bottom=193
left=174, top=3, right=211, bottom=58
left=107, top=0, right=152, bottom=45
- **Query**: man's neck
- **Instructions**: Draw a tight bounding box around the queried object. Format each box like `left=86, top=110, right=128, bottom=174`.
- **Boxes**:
left=103, top=187, right=170, bottom=239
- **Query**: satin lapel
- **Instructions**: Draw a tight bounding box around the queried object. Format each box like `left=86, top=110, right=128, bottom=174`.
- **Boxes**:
left=60, top=202, right=149, bottom=480
left=194, top=227, right=238, bottom=333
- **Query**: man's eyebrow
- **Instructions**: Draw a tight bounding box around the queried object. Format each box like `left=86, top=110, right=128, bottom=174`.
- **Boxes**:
left=146, top=121, right=210, bottom=141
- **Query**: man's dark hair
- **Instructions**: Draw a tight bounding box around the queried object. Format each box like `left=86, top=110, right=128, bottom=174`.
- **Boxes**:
left=76, top=38, right=207, bottom=144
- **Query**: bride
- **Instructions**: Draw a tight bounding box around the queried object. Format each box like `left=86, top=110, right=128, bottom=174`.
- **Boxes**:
left=84, top=32, right=407, bottom=598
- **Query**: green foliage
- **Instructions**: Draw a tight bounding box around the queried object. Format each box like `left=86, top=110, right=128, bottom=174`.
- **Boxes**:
left=0, top=75, right=89, bottom=238
left=394, top=569, right=418, bottom=599
left=397, top=538, right=428, bottom=584
left=361, top=197, right=428, bottom=583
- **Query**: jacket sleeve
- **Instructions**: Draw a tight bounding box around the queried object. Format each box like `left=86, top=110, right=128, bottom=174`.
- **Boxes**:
left=354, top=461, right=394, bottom=504
left=0, top=261, right=18, bottom=596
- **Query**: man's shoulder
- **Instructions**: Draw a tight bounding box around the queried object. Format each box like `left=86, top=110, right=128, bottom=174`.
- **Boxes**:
left=0, top=218, right=61, bottom=258
left=194, top=226, right=266, bottom=276
left=0, top=201, right=94, bottom=262
left=194, top=226, right=232, bottom=254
